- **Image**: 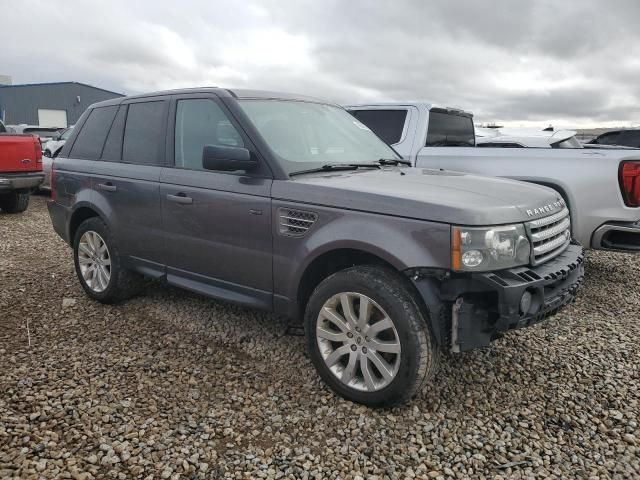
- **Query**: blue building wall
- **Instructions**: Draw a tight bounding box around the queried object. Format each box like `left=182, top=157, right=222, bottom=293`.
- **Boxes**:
left=0, top=82, right=124, bottom=126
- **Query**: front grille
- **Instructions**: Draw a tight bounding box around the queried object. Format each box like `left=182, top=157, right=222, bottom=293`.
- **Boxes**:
left=526, top=207, right=571, bottom=265
left=278, top=208, right=318, bottom=237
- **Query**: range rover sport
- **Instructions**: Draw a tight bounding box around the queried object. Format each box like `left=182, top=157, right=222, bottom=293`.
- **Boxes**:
left=47, top=88, right=584, bottom=406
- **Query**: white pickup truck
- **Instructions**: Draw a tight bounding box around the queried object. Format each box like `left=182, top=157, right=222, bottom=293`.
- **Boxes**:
left=345, top=102, right=640, bottom=252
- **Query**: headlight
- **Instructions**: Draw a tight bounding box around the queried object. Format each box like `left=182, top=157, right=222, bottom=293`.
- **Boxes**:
left=452, top=224, right=531, bottom=272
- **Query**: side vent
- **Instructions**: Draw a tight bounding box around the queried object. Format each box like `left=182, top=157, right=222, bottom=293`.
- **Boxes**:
left=279, top=208, right=318, bottom=237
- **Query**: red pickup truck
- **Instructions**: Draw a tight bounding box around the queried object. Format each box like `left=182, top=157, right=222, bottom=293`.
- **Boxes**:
left=0, top=119, right=44, bottom=213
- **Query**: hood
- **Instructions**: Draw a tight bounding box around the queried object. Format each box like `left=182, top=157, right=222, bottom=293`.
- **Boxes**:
left=273, top=167, right=563, bottom=226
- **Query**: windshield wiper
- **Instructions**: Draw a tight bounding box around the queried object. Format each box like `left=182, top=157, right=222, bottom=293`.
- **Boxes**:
left=289, top=163, right=380, bottom=176
left=378, top=158, right=412, bottom=166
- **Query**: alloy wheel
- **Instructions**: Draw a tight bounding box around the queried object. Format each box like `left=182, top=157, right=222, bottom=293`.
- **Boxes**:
left=77, top=231, right=111, bottom=293
left=316, top=292, right=401, bottom=392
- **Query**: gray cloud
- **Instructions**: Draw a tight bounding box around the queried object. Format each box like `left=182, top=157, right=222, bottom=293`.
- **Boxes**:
left=2, top=0, right=639, bottom=127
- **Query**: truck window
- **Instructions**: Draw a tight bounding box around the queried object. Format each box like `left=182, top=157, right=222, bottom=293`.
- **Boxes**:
left=69, top=106, right=118, bottom=160
left=174, top=99, right=244, bottom=171
left=101, top=106, right=127, bottom=161
left=349, top=109, right=407, bottom=145
left=122, top=101, right=167, bottom=165
left=425, top=110, right=474, bottom=147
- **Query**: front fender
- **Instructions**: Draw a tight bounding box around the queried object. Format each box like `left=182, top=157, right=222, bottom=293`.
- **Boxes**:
left=273, top=203, right=451, bottom=301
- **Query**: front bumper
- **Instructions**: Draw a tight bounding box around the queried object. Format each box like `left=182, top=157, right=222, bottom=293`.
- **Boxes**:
left=0, top=172, right=45, bottom=192
left=441, top=243, right=584, bottom=352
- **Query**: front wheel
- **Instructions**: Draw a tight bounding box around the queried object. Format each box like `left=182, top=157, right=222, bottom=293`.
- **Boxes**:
left=304, top=265, right=439, bottom=407
left=73, top=217, right=143, bottom=303
left=0, top=192, right=29, bottom=213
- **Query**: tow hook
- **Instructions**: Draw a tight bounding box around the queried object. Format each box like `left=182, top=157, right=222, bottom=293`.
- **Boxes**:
left=451, top=297, right=464, bottom=353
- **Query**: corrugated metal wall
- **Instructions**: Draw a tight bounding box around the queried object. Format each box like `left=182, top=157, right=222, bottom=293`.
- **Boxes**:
left=0, top=82, right=124, bottom=126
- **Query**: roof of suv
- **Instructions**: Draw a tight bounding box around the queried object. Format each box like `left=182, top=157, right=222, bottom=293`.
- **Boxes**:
left=89, top=87, right=336, bottom=109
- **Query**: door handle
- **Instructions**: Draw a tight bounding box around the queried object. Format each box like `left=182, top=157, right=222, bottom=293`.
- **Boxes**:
left=97, top=182, right=117, bottom=192
left=166, top=193, right=193, bottom=205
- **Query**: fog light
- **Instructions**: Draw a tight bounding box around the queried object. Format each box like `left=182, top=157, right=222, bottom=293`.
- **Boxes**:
left=461, top=250, right=484, bottom=268
left=520, top=290, right=533, bottom=315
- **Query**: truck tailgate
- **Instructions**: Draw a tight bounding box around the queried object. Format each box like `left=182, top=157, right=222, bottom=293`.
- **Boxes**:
left=0, top=134, right=42, bottom=172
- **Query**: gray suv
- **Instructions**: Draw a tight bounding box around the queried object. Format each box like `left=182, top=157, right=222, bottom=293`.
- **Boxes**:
left=48, top=88, right=584, bottom=406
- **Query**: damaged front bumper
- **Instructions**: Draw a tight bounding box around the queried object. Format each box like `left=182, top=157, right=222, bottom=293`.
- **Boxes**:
left=410, top=243, right=585, bottom=352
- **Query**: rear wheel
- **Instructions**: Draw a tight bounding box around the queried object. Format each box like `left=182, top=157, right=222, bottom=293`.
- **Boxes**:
left=73, top=217, right=143, bottom=303
left=304, top=265, right=439, bottom=407
left=0, top=192, right=29, bottom=213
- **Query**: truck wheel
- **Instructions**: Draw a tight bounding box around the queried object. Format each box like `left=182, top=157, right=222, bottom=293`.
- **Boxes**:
left=0, top=192, right=30, bottom=213
left=73, top=217, right=143, bottom=303
left=304, top=265, right=439, bottom=407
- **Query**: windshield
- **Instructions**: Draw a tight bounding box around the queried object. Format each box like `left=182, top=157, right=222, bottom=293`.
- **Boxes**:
left=239, top=100, right=400, bottom=173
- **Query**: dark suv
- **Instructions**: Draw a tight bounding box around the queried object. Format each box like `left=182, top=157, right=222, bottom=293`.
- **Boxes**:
left=48, top=88, right=584, bottom=406
left=589, top=129, right=640, bottom=148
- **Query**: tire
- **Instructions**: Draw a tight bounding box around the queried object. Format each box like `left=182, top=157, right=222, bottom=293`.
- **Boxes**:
left=0, top=192, right=29, bottom=213
left=73, top=217, right=143, bottom=303
left=304, top=265, right=439, bottom=407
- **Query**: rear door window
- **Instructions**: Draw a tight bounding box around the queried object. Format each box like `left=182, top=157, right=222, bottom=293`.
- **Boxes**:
left=122, top=101, right=167, bottom=165
left=101, top=106, right=127, bottom=161
left=349, top=109, right=407, bottom=145
left=174, top=99, right=244, bottom=170
left=69, top=106, right=118, bottom=160
left=426, top=110, right=475, bottom=147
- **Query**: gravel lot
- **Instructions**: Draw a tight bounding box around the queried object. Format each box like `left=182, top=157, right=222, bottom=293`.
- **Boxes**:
left=1, top=195, right=639, bottom=479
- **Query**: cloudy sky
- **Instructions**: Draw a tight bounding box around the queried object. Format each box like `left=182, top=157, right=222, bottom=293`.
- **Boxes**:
left=3, top=0, right=640, bottom=128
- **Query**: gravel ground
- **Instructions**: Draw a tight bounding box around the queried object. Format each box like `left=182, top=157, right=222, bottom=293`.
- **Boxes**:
left=0, top=195, right=638, bottom=480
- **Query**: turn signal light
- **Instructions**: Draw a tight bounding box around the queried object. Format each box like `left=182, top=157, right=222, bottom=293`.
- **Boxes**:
left=620, top=161, right=640, bottom=207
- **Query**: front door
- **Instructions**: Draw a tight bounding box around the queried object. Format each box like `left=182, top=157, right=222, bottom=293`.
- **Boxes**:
left=160, top=95, right=273, bottom=309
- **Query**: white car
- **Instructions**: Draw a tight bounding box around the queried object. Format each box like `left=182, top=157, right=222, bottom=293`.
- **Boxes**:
left=5, top=124, right=61, bottom=145
left=475, top=127, right=583, bottom=149
left=43, top=127, right=73, bottom=157
left=41, top=127, right=73, bottom=190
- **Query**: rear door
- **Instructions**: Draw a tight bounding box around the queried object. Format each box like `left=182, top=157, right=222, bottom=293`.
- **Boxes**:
left=79, top=98, right=169, bottom=277
left=159, top=94, right=273, bottom=309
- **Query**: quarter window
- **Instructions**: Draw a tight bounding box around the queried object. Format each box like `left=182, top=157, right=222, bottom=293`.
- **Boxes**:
left=174, top=99, right=244, bottom=170
left=349, top=109, right=407, bottom=145
left=122, top=101, right=167, bottom=165
left=69, top=106, right=118, bottom=160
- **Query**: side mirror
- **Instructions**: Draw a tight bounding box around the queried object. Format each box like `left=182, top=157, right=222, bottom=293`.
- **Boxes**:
left=202, top=145, right=256, bottom=172
left=52, top=146, right=63, bottom=158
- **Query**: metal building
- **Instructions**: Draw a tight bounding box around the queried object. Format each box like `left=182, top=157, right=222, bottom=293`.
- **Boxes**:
left=0, top=81, right=124, bottom=127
